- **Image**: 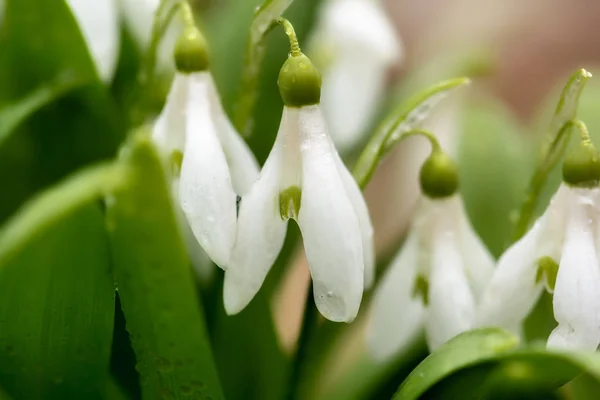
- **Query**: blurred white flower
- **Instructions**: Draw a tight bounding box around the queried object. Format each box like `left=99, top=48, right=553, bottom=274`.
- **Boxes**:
left=153, top=70, right=259, bottom=269
left=477, top=184, right=600, bottom=351
left=368, top=194, right=494, bottom=360
left=223, top=104, right=374, bottom=322
left=310, top=0, right=403, bottom=152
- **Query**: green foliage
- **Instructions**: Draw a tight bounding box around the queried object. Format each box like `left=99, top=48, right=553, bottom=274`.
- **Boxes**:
left=107, top=132, right=224, bottom=400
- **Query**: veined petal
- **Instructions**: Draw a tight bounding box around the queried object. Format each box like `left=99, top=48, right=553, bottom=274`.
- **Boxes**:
left=321, top=57, right=387, bottom=152
left=152, top=74, right=189, bottom=156
left=179, top=73, right=237, bottom=269
left=426, top=230, right=476, bottom=350
left=297, top=105, right=364, bottom=322
left=67, top=0, right=120, bottom=82
left=206, top=75, right=259, bottom=195
left=454, top=196, right=495, bottom=299
left=333, top=151, right=375, bottom=288
left=367, top=231, right=424, bottom=361
left=548, top=188, right=600, bottom=351
left=223, top=135, right=288, bottom=315
left=476, top=221, right=545, bottom=332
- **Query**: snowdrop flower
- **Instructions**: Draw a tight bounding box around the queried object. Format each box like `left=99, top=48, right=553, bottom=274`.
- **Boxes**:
left=310, top=0, right=402, bottom=152
left=368, top=140, right=495, bottom=359
left=223, top=21, right=374, bottom=323
left=152, top=24, right=259, bottom=269
left=477, top=129, right=600, bottom=351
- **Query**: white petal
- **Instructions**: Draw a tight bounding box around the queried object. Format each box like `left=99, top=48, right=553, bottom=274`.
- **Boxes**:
left=67, top=0, right=120, bottom=82
left=171, top=178, right=214, bottom=284
left=548, top=188, right=600, bottom=351
left=297, top=106, right=364, bottom=322
left=321, top=57, right=387, bottom=152
left=320, top=0, right=402, bottom=63
left=475, top=221, right=544, bottom=332
left=333, top=151, right=375, bottom=288
left=425, top=229, right=476, bottom=350
left=223, top=135, right=288, bottom=315
left=454, top=196, right=495, bottom=299
left=179, top=73, right=237, bottom=269
left=152, top=74, right=189, bottom=155
left=206, top=76, right=259, bottom=195
left=367, top=231, right=424, bottom=361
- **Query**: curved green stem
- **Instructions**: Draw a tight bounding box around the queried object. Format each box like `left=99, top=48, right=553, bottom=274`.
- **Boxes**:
left=513, top=119, right=588, bottom=240
left=397, top=128, right=442, bottom=153
left=277, top=18, right=301, bottom=56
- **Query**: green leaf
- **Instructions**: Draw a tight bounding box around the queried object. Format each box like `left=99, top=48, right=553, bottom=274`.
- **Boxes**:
left=513, top=68, right=592, bottom=240
left=106, top=132, right=224, bottom=400
left=0, top=73, right=83, bottom=147
left=393, top=328, right=520, bottom=400
left=232, top=0, right=294, bottom=136
left=0, top=0, right=125, bottom=223
left=394, top=327, right=600, bottom=400
left=352, top=77, right=471, bottom=189
left=457, top=97, right=532, bottom=256
left=0, top=197, right=117, bottom=398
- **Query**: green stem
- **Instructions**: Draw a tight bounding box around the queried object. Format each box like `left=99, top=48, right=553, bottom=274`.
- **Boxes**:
left=285, top=281, right=318, bottom=400
left=277, top=18, right=302, bottom=57
left=354, top=128, right=442, bottom=189
left=512, top=119, right=588, bottom=240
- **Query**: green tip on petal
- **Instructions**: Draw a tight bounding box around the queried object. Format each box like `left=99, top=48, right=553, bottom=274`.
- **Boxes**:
left=535, top=256, right=559, bottom=293
left=279, top=186, right=302, bottom=220
left=411, top=274, right=429, bottom=306
left=420, top=150, right=459, bottom=198
left=278, top=53, right=322, bottom=107
left=174, top=26, right=209, bottom=73
left=562, top=141, right=600, bottom=188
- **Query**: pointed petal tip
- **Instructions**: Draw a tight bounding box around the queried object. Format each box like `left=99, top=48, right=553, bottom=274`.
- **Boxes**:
left=223, top=272, right=252, bottom=316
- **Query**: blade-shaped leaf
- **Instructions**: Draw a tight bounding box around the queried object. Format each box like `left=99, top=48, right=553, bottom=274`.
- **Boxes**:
left=394, top=327, right=600, bottom=400
left=0, top=73, right=83, bottom=148
left=393, top=328, right=520, bottom=400
left=0, top=0, right=124, bottom=223
left=233, top=0, right=294, bottom=136
left=0, top=166, right=120, bottom=398
left=352, top=77, right=470, bottom=189
left=106, top=132, right=224, bottom=400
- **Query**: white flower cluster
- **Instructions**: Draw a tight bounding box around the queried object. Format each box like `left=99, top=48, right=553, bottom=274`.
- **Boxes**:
left=60, top=0, right=600, bottom=361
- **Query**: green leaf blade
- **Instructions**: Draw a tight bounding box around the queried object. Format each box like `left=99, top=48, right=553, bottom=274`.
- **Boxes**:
left=107, top=133, right=224, bottom=400
left=352, top=77, right=470, bottom=189
left=0, top=203, right=115, bottom=399
left=393, top=328, right=519, bottom=400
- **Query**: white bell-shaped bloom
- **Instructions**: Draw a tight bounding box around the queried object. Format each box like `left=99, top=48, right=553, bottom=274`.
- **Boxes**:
left=152, top=71, right=260, bottom=269
left=223, top=104, right=374, bottom=322
left=311, top=0, right=403, bottom=152
left=477, top=184, right=600, bottom=350
left=368, top=195, right=495, bottom=360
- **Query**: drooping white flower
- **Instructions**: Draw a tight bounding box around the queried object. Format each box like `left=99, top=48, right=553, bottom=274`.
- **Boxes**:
left=477, top=134, right=600, bottom=351
left=368, top=150, right=495, bottom=360
left=310, top=0, right=403, bottom=152
left=152, top=27, right=259, bottom=269
left=223, top=52, right=374, bottom=323
left=477, top=184, right=600, bottom=350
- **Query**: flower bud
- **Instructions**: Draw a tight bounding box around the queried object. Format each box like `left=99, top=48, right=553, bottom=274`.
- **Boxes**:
left=419, top=150, right=459, bottom=198
left=562, top=141, right=600, bottom=188
left=174, top=26, right=209, bottom=73
left=278, top=53, right=322, bottom=107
